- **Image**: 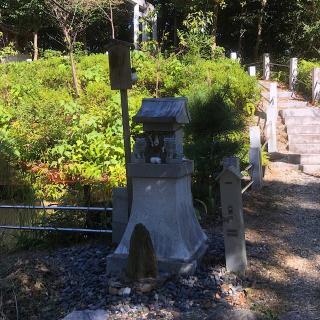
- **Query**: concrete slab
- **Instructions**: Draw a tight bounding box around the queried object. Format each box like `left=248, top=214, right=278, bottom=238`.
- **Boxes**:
left=281, top=108, right=320, bottom=118
left=299, top=164, right=320, bottom=174
left=289, top=143, right=320, bottom=154
left=278, top=100, right=309, bottom=108
left=288, top=154, right=320, bottom=165
left=278, top=91, right=294, bottom=99
left=287, top=125, right=320, bottom=134
left=285, top=117, right=320, bottom=126
left=288, top=134, right=320, bottom=144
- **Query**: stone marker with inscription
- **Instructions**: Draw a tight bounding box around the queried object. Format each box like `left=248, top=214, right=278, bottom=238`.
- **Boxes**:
left=217, top=157, right=247, bottom=275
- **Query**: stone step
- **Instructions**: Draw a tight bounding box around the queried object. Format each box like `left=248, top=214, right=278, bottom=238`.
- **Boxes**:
left=261, top=91, right=293, bottom=99
left=288, top=153, right=320, bottom=165
left=299, top=164, right=320, bottom=174
left=278, top=91, right=294, bottom=99
left=278, top=100, right=309, bottom=108
left=287, top=125, right=320, bottom=134
left=285, top=117, right=320, bottom=126
left=289, top=143, right=320, bottom=154
left=281, top=108, right=320, bottom=118
left=288, top=134, right=320, bottom=144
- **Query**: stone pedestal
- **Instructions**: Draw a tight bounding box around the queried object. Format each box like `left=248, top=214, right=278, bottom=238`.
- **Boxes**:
left=107, top=160, right=208, bottom=275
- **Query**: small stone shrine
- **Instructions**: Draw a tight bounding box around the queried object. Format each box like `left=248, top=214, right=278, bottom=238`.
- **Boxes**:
left=107, top=97, right=208, bottom=275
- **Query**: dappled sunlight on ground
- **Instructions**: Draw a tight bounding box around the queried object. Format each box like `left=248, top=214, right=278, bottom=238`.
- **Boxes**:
left=243, top=160, right=320, bottom=319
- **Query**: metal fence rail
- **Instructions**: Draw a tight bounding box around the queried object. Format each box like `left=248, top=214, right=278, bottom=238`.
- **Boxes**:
left=0, top=225, right=112, bottom=233
left=270, top=62, right=289, bottom=68
left=0, top=204, right=113, bottom=234
left=0, top=205, right=112, bottom=212
left=241, top=163, right=254, bottom=194
left=241, top=181, right=254, bottom=194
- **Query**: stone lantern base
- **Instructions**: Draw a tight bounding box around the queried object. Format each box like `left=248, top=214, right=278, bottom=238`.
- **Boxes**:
left=107, top=160, right=208, bottom=275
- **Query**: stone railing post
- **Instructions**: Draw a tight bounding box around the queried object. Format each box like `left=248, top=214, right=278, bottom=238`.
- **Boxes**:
left=249, top=126, right=263, bottom=190
left=289, top=58, right=298, bottom=91
left=263, top=53, right=270, bottom=80
left=112, top=188, right=129, bottom=244
left=266, top=82, right=278, bottom=153
left=248, top=66, right=256, bottom=77
left=312, top=68, right=320, bottom=103
left=217, top=157, right=247, bottom=275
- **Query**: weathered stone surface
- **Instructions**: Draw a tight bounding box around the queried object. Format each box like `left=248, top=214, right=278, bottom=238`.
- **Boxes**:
left=208, top=308, right=263, bottom=320
left=62, top=309, right=108, bottom=320
left=286, top=125, right=320, bottom=135
left=126, top=223, right=158, bottom=280
left=107, top=170, right=208, bottom=275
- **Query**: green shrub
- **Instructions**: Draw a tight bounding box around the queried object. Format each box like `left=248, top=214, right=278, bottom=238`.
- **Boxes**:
left=0, top=53, right=259, bottom=209
left=297, top=59, right=320, bottom=99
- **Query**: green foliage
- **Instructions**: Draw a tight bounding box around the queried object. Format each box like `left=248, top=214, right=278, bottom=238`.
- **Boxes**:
left=181, top=59, right=259, bottom=207
left=297, top=59, right=320, bottom=99
left=0, top=53, right=259, bottom=210
left=178, top=11, right=216, bottom=59
left=0, top=35, right=18, bottom=59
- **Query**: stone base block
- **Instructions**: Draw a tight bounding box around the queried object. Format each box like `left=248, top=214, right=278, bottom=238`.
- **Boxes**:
left=107, top=242, right=208, bottom=276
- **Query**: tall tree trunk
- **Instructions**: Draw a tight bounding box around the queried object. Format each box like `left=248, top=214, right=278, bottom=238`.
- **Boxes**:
left=238, top=2, right=245, bottom=58
left=64, top=29, right=81, bottom=97
left=211, top=2, right=219, bottom=51
left=253, top=0, right=267, bottom=61
left=109, top=1, right=115, bottom=39
left=69, top=48, right=81, bottom=97
left=33, top=31, right=39, bottom=61
left=173, top=9, right=178, bottom=48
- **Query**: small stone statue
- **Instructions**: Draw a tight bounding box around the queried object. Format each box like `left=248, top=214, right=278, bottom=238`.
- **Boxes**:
left=145, top=133, right=166, bottom=164
left=164, top=137, right=176, bottom=163
left=126, top=223, right=158, bottom=280
left=133, top=138, right=146, bottom=163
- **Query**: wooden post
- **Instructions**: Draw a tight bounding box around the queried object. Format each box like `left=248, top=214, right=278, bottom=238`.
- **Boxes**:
left=217, top=157, right=247, bottom=275
left=107, top=40, right=135, bottom=214
left=312, top=68, right=320, bottom=104
left=266, top=82, right=278, bottom=153
left=289, top=58, right=298, bottom=91
left=120, top=89, right=133, bottom=211
left=263, top=53, right=270, bottom=80
left=249, top=126, right=263, bottom=190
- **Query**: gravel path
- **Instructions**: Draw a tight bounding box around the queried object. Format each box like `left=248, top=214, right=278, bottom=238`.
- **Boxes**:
left=0, top=230, right=256, bottom=320
left=244, top=161, right=320, bottom=319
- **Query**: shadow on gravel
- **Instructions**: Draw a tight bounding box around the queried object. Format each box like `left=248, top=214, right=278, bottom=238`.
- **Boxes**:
left=243, top=178, right=320, bottom=319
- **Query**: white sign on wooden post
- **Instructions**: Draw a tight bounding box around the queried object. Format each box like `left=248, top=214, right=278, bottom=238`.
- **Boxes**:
left=289, top=58, right=298, bottom=91
left=312, top=68, right=320, bottom=103
left=217, top=157, right=247, bottom=275
left=266, top=82, right=278, bottom=153
left=249, top=126, right=263, bottom=190
left=230, top=52, right=238, bottom=60
left=263, top=53, right=270, bottom=80
left=248, top=66, right=256, bottom=77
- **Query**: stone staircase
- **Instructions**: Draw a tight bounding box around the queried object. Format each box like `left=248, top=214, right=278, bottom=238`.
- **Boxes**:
left=278, top=89, right=320, bottom=174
